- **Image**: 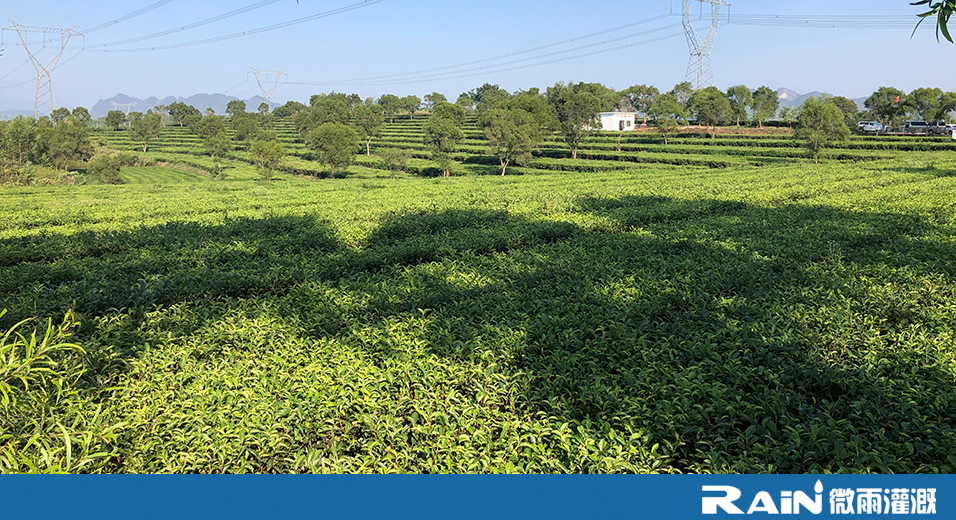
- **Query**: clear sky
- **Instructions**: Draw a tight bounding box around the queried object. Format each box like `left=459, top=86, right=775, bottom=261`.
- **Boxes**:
left=1, top=0, right=954, bottom=111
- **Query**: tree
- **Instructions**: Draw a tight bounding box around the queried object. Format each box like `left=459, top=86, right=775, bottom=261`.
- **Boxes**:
left=71, top=107, right=92, bottom=127
left=751, top=86, right=779, bottom=128
left=127, top=112, right=144, bottom=125
left=193, top=114, right=226, bottom=139
left=423, top=92, right=447, bottom=110
left=379, top=94, right=401, bottom=123
left=346, top=94, right=363, bottom=111
left=47, top=119, right=92, bottom=170
left=912, top=0, right=955, bottom=42
left=307, top=123, right=360, bottom=177
left=151, top=105, right=169, bottom=126
left=130, top=113, right=162, bottom=152
left=353, top=103, right=384, bottom=156
left=400, top=95, right=421, bottom=118
left=226, top=100, right=247, bottom=117
left=726, top=85, right=753, bottom=126
left=547, top=82, right=606, bottom=159
left=864, top=86, right=907, bottom=127
left=86, top=154, right=123, bottom=184
left=455, top=93, right=475, bottom=114
left=2, top=116, right=37, bottom=168
left=249, top=139, right=285, bottom=181
left=273, top=101, right=307, bottom=118
left=232, top=115, right=260, bottom=147
left=795, top=97, right=850, bottom=163
left=479, top=107, right=539, bottom=176
left=467, top=83, right=511, bottom=113
left=627, top=84, right=660, bottom=124
left=294, top=97, right=350, bottom=138
left=689, top=86, right=730, bottom=138
left=204, top=132, right=232, bottom=179
left=829, top=96, right=860, bottom=129
left=258, top=102, right=271, bottom=116
left=670, top=81, right=694, bottom=110
left=648, top=93, right=686, bottom=145
left=50, top=107, right=71, bottom=126
left=105, top=110, right=126, bottom=131
left=168, top=102, right=201, bottom=127
left=778, top=106, right=799, bottom=127
left=906, top=87, right=945, bottom=121
left=423, top=102, right=466, bottom=177
left=379, top=148, right=410, bottom=176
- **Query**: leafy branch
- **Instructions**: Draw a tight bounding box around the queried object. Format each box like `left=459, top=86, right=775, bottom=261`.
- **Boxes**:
left=912, top=0, right=955, bottom=42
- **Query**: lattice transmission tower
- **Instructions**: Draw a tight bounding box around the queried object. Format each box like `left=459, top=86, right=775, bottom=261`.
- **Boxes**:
left=682, top=0, right=729, bottom=90
left=249, top=68, right=286, bottom=112
left=110, top=101, right=136, bottom=114
left=3, top=20, right=84, bottom=119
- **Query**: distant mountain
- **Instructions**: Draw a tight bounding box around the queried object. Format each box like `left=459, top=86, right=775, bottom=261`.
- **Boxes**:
left=776, top=88, right=868, bottom=111
left=776, top=88, right=800, bottom=103
left=0, top=109, right=32, bottom=120
left=0, top=94, right=32, bottom=120
left=90, top=93, right=270, bottom=119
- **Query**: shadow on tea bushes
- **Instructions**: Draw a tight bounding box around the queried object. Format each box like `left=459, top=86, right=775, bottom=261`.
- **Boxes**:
left=1, top=199, right=955, bottom=473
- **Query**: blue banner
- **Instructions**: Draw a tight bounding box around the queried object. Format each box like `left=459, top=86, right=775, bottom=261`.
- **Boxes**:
left=0, top=475, right=949, bottom=520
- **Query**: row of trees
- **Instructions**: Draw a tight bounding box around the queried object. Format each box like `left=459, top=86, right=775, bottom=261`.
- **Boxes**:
left=0, top=109, right=94, bottom=177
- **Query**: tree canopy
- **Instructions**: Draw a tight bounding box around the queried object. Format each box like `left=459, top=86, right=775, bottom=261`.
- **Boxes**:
left=423, top=102, right=466, bottom=176
left=795, top=97, right=851, bottom=163
left=864, top=86, right=907, bottom=127
left=648, top=93, right=686, bottom=144
left=308, top=123, right=360, bottom=177
left=547, top=82, right=607, bottom=159
left=249, top=139, right=285, bottom=181
left=478, top=92, right=555, bottom=176
left=751, top=86, right=779, bottom=128
left=689, top=86, right=731, bottom=138
left=353, top=103, right=384, bottom=156
left=726, top=85, right=753, bottom=126
left=130, top=113, right=163, bottom=152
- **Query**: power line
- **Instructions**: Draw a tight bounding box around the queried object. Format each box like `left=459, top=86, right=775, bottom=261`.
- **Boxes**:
left=3, top=1, right=178, bottom=47
left=290, top=23, right=682, bottom=88
left=312, top=13, right=673, bottom=85
left=221, top=79, right=252, bottom=95
left=87, top=0, right=281, bottom=48
left=84, top=0, right=178, bottom=33
left=288, top=31, right=688, bottom=88
left=722, top=14, right=923, bottom=29
left=0, top=58, right=29, bottom=80
left=0, top=78, right=33, bottom=89
left=89, top=0, right=386, bottom=53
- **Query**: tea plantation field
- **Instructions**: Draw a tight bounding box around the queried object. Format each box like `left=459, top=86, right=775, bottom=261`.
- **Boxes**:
left=2, top=120, right=956, bottom=473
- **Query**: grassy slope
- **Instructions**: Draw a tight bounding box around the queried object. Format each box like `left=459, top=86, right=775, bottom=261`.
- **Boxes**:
left=2, top=150, right=955, bottom=473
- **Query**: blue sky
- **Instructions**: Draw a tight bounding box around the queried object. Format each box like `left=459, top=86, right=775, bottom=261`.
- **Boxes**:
left=1, top=0, right=954, bottom=111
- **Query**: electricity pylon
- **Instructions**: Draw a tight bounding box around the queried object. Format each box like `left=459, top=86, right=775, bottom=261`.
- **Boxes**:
left=249, top=68, right=286, bottom=112
left=682, top=0, right=729, bottom=90
left=3, top=20, right=84, bottom=120
left=110, top=101, right=136, bottom=114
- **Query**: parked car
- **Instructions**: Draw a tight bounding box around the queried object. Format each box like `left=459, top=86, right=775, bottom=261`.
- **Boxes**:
left=859, top=121, right=884, bottom=133
left=928, top=121, right=951, bottom=135
left=900, top=121, right=929, bottom=134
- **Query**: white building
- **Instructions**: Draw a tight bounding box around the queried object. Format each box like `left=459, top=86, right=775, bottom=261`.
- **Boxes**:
left=597, top=111, right=638, bottom=132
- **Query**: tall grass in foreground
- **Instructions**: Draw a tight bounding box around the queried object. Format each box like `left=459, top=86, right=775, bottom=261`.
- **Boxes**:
left=0, top=309, right=123, bottom=472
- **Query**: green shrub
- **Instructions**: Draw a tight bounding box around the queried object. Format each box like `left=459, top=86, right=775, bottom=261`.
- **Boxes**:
left=86, top=155, right=124, bottom=184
